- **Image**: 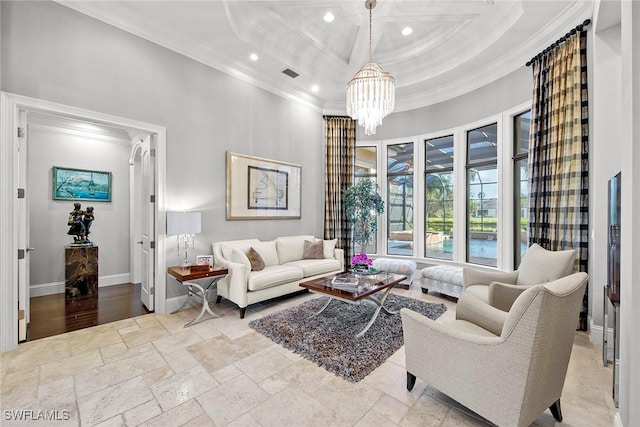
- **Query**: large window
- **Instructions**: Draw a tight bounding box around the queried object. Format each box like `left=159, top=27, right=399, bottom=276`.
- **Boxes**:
left=467, top=123, right=498, bottom=267
left=387, top=143, right=414, bottom=255
left=354, top=105, right=529, bottom=267
left=514, top=111, right=531, bottom=267
left=425, top=135, right=454, bottom=260
left=354, top=146, right=378, bottom=253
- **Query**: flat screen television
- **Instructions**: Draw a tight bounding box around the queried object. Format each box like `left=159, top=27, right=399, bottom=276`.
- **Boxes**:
left=607, top=172, right=621, bottom=305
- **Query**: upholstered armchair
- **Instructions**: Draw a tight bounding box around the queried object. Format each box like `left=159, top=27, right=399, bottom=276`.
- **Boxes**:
left=401, top=272, right=588, bottom=427
left=463, top=243, right=576, bottom=311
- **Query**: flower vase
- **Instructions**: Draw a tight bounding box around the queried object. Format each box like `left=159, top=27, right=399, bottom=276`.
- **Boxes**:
left=352, top=264, right=372, bottom=274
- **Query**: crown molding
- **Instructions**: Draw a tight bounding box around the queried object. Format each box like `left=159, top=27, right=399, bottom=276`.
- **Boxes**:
left=56, top=0, right=592, bottom=117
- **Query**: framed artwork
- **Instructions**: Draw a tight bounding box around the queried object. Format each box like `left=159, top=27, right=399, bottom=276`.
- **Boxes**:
left=226, top=152, right=301, bottom=220
left=52, top=166, right=112, bottom=202
left=196, top=255, right=214, bottom=266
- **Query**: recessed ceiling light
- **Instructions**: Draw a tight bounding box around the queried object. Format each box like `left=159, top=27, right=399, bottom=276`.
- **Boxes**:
left=249, top=53, right=258, bottom=61
left=402, top=27, right=413, bottom=36
left=311, top=85, right=319, bottom=93
left=324, top=12, right=335, bottom=23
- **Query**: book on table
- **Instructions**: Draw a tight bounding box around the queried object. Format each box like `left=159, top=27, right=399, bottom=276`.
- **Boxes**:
left=331, top=275, right=359, bottom=289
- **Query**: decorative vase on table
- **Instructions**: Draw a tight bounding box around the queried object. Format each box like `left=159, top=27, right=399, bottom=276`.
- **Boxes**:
left=351, top=253, right=375, bottom=274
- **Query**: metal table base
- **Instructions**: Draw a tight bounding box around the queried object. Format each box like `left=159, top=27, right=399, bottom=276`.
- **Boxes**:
left=310, top=285, right=398, bottom=337
left=171, top=277, right=224, bottom=327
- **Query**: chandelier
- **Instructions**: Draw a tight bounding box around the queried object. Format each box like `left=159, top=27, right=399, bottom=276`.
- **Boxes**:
left=346, top=0, right=395, bottom=135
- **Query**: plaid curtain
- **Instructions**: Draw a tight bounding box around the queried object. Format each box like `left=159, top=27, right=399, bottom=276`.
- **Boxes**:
left=324, top=116, right=355, bottom=267
left=529, top=30, right=589, bottom=329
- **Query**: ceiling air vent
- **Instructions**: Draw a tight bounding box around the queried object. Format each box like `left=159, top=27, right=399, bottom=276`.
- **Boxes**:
left=282, top=68, right=299, bottom=79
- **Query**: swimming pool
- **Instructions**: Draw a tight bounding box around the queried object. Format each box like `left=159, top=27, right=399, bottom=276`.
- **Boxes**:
left=389, top=238, right=528, bottom=265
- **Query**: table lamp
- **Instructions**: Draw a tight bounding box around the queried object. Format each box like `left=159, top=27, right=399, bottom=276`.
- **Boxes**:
left=167, top=211, right=201, bottom=268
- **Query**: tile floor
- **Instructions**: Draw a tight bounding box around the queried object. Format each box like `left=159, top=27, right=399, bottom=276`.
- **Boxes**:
left=1, top=287, right=618, bottom=426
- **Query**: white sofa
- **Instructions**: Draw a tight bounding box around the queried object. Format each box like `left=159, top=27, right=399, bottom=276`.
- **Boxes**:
left=212, top=235, right=344, bottom=318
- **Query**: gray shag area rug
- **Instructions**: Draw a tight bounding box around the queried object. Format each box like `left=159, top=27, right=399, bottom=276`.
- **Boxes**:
left=249, top=294, right=447, bottom=382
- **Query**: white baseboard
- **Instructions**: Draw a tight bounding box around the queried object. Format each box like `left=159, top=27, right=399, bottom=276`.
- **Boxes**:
left=590, top=318, right=615, bottom=362
left=165, top=295, right=197, bottom=314
left=590, top=318, right=614, bottom=344
left=614, top=412, right=623, bottom=427
left=99, top=273, right=131, bottom=287
left=165, top=292, right=218, bottom=314
left=30, top=273, right=132, bottom=297
left=30, top=282, right=64, bottom=297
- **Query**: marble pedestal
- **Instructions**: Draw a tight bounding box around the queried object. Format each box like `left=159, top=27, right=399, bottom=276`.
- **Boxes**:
left=65, top=245, right=98, bottom=298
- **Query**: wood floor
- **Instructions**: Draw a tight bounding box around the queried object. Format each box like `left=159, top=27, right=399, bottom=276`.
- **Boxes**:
left=27, top=283, right=151, bottom=341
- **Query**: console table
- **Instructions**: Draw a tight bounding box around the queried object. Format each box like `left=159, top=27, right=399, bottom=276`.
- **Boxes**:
left=167, top=266, right=228, bottom=327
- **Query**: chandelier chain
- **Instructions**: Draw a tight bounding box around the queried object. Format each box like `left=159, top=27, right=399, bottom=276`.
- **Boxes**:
left=369, top=7, right=373, bottom=62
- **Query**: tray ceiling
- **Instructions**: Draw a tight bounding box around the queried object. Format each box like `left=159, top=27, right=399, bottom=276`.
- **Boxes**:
left=56, top=0, right=594, bottom=113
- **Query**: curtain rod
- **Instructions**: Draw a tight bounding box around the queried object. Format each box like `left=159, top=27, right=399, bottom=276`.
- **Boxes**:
left=323, top=115, right=352, bottom=119
left=526, top=19, right=591, bottom=67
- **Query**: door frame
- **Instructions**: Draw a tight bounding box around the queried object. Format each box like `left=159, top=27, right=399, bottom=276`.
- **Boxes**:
left=0, top=92, right=167, bottom=352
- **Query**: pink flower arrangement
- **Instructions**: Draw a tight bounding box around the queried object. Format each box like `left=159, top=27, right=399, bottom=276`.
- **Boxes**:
left=351, top=253, right=373, bottom=267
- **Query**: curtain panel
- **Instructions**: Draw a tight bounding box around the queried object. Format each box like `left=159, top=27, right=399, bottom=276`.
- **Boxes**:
left=323, top=116, right=356, bottom=266
left=528, top=30, right=589, bottom=329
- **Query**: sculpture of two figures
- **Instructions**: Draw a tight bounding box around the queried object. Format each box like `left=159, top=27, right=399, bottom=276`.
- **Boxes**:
left=67, top=202, right=95, bottom=245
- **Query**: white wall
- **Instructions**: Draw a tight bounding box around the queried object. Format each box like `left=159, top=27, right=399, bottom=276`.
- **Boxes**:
left=357, top=66, right=532, bottom=141
left=27, top=120, right=131, bottom=293
left=1, top=1, right=325, bottom=298
left=590, top=23, right=622, bottom=332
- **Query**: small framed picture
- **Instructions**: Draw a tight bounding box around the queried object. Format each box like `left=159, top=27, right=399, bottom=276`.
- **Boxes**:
left=196, top=255, right=213, bottom=267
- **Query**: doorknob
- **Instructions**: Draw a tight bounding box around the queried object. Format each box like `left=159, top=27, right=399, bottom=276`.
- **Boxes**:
left=137, top=241, right=143, bottom=245
left=26, top=247, right=35, bottom=252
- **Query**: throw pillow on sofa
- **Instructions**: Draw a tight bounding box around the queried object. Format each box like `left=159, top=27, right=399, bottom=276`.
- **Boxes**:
left=303, top=240, right=324, bottom=259
left=319, top=239, right=337, bottom=259
left=246, top=247, right=265, bottom=271
left=251, top=241, right=279, bottom=266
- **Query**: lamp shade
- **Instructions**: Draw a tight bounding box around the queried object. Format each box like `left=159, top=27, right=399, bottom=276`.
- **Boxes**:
left=166, top=211, right=201, bottom=235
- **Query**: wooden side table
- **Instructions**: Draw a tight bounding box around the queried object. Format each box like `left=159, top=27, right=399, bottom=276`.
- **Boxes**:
left=167, top=266, right=228, bottom=327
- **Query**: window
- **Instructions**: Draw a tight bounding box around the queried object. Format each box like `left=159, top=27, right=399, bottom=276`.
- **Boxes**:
left=354, top=104, right=528, bottom=267
left=354, top=146, right=378, bottom=253
left=467, top=123, right=498, bottom=267
left=425, top=135, right=454, bottom=260
left=513, top=111, right=531, bottom=267
left=387, top=143, right=414, bottom=255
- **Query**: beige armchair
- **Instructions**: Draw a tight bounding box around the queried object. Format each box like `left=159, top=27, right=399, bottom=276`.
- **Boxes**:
left=463, top=243, right=576, bottom=311
left=401, top=272, right=588, bottom=427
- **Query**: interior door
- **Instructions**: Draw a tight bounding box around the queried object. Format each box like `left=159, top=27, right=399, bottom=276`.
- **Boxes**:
left=140, top=134, right=155, bottom=311
left=17, top=110, right=29, bottom=341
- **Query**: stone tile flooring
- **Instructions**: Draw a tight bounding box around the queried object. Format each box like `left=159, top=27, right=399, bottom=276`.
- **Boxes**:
left=0, top=287, right=618, bottom=426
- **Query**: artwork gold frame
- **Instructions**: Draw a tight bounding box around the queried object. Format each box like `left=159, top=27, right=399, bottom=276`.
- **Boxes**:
left=226, top=152, right=301, bottom=220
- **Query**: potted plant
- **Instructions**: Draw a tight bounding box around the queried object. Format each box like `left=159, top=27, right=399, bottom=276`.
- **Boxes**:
left=343, top=179, right=384, bottom=255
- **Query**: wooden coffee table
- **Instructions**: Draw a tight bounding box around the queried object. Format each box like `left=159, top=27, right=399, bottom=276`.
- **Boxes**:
left=300, top=272, right=407, bottom=337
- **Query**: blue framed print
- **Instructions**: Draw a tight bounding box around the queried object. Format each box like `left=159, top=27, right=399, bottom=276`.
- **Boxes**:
left=52, top=166, right=112, bottom=202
